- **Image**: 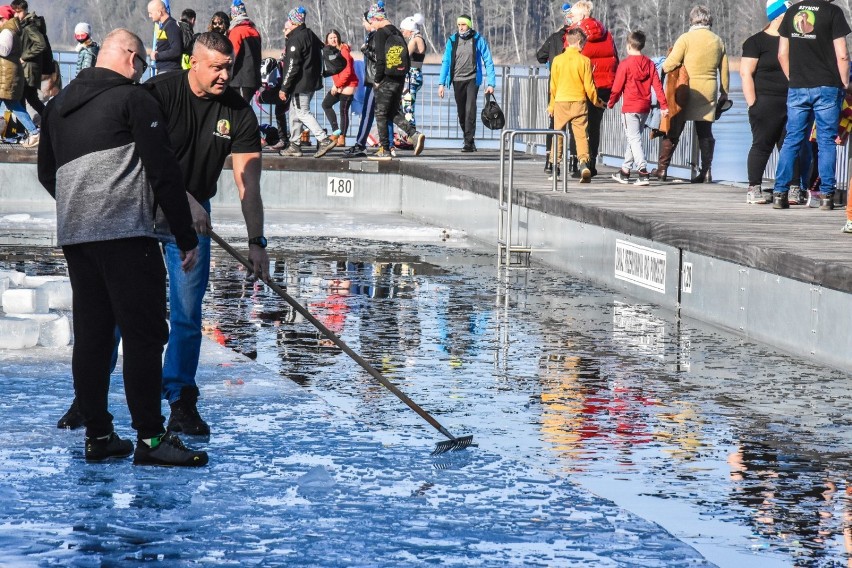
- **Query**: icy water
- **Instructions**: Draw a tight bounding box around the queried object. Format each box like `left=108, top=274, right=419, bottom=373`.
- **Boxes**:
left=1, top=213, right=851, bottom=566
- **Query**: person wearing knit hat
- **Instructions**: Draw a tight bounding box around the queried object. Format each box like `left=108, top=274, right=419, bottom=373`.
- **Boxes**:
left=399, top=14, right=426, bottom=133
left=742, top=0, right=800, bottom=204
left=74, top=22, right=100, bottom=74
left=437, top=14, right=496, bottom=152
left=278, top=5, right=336, bottom=158
left=227, top=0, right=262, bottom=102
left=537, top=3, right=576, bottom=174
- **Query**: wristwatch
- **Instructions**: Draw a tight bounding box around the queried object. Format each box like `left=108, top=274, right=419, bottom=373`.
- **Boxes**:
left=248, top=236, right=268, bottom=248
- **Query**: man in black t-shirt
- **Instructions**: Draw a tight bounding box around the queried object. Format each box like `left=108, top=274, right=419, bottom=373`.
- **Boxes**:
left=772, top=0, right=851, bottom=210
left=147, top=32, right=269, bottom=435
left=57, top=32, right=269, bottom=437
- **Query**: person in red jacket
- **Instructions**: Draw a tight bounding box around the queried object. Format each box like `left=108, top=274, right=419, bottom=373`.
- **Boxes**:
left=321, top=30, right=359, bottom=147
left=608, top=31, right=668, bottom=186
left=567, top=0, right=618, bottom=176
left=227, top=0, right=261, bottom=102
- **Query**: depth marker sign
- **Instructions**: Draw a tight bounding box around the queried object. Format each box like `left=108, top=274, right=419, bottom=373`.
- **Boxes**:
left=614, top=240, right=667, bottom=294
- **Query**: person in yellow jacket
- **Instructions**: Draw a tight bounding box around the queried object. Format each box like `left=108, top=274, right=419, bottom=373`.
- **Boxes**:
left=548, top=27, right=603, bottom=183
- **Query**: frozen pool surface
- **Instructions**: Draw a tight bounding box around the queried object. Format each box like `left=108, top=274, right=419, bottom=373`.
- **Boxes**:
left=0, top=211, right=850, bottom=566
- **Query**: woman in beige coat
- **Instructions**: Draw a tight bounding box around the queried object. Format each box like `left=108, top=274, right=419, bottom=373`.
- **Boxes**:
left=656, top=5, right=729, bottom=183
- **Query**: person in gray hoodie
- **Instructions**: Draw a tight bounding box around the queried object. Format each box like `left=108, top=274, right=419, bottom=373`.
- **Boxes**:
left=37, top=28, right=208, bottom=468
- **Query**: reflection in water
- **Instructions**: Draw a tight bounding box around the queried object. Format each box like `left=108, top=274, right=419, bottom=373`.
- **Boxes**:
left=4, top=237, right=852, bottom=565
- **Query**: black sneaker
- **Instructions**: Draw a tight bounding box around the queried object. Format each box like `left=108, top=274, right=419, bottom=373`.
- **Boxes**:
left=820, top=195, right=835, bottom=210
left=133, top=432, right=208, bottom=467
left=167, top=387, right=210, bottom=436
left=544, top=161, right=553, bottom=175
left=86, top=432, right=134, bottom=462
left=772, top=193, right=790, bottom=209
left=342, top=144, right=367, bottom=158
left=634, top=169, right=650, bottom=186
left=57, top=397, right=84, bottom=430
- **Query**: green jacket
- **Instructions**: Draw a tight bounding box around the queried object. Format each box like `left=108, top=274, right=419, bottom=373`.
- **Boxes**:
left=19, top=12, right=46, bottom=87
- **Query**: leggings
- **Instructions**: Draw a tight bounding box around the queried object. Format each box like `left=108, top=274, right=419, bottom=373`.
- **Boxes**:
left=321, top=91, right=354, bottom=135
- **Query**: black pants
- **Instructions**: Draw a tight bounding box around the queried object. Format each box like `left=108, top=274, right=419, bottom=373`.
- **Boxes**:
left=258, top=88, right=290, bottom=140
left=665, top=115, right=714, bottom=146
left=586, top=87, right=611, bottom=161
left=747, top=95, right=787, bottom=186
left=236, top=87, right=255, bottom=104
left=453, top=79, right=479, bottom=146
left=21, top=84, right=44, bottom=116
left=374, top=78, right=414, bottom=150
left=322, top=91, right=354, bottom=135
left=64, top=237, right=168, bottom=440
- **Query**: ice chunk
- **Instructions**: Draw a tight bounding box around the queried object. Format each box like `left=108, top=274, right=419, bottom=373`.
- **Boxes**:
left=40, top=280, right=73, bottom=310
left=0, top=269, right=26, bottom=287
left=2, top=288, right=49, bottom=314
left=0, top=316, right=39, bottom=349
left=0, top=277, right=9, bottom=295
left=23, top=275, right=68, bottom=288
left=9, top=313, right=72, bottom=347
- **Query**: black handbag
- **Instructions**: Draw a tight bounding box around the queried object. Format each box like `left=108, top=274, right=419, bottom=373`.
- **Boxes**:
left=481, top=92, right=505, bottom=130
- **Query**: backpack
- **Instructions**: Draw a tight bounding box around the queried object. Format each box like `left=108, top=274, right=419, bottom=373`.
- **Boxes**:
left=480, top=92, right=505, bottom=130
left=33, top=15, right=53, bottom=74
left=1, top=110, right=25, bottom=142
left=382, top=28, right=410, bottom=78
left=254, top=57, right=282, bottom=106
left=322, top=45, right=346, bottom=78
left=178, top=21, right=195, bottom=56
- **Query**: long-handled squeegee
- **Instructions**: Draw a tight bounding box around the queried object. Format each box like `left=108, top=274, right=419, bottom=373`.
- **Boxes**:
left=211, top=231, right=474, bottom=455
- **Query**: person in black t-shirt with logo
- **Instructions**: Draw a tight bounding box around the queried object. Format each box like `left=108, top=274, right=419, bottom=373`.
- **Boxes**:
left=772, top=0, right=851, bottom=210
left=56, top=32, right=269, bottom=439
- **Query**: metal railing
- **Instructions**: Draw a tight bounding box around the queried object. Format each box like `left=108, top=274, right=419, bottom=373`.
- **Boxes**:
left=52, top=53, right=850, bottom=193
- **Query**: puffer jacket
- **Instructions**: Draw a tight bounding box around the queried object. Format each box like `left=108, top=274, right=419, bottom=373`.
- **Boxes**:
left=0, top=18, right=25, bottom=101
left=568, top=17, right=618, bottom=90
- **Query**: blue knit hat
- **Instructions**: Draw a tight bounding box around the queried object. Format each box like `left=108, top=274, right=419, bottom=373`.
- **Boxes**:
left=766, top=0, right=791, bottom=20
left=288, top=6, right=306, bottom=25
left=562, top=3, right=572, bottom=24
left=367, top=1, right=386, bottom=20
left=231, top=0, right=247, bottom=19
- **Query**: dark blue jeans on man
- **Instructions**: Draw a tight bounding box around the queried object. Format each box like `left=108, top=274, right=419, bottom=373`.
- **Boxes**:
left=773, top=86, right=844, bottom=197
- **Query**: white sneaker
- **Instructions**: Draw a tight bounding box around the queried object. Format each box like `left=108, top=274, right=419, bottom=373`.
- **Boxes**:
left=843, top=220, right=852, bottom=234
left=806, top=190, right=821, bottom=208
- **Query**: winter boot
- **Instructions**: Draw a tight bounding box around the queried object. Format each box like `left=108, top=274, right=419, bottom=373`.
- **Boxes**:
left=651, top=138, right=677, bottom=182
left=167, top=386, right=210, bottom=436
left=691, top=138, right=715, bottom=183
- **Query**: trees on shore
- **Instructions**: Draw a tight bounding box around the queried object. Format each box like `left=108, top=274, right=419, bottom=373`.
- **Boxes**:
left=33, top=0, right=851, bottom=62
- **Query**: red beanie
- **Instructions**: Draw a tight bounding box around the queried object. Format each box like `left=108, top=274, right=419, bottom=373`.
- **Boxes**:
left=0, top=6, right=15, bottom=19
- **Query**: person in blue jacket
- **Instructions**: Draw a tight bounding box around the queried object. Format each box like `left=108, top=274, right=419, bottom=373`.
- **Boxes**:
left=437, top=14, right=496, bottom=152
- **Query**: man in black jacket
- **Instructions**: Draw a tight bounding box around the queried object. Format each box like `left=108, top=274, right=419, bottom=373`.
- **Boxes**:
left=536, top=4, right=571, bottom=175
left=147, top=0, right=182, bottom=74
left=365, top=2, right=425, bottom=161
left=278, top=6, right=335, bottom=158
left=37, top=29, right=207, bottom=467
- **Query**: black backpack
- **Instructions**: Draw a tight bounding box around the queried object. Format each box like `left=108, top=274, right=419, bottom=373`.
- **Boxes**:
left=179, top=21, right=195, bottom=56
left=382, top=28, right=410, bottom=78
left=322, top=45, right=346, bottom=77
left=481, top=92, right=505, bottom=130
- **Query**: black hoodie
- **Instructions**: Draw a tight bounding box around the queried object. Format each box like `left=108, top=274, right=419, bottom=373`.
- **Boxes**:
left=37, top=67, right=197, bottom=251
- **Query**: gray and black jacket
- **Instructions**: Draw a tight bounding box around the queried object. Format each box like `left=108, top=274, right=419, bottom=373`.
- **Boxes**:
left=37, top=67, right=197, bottom=252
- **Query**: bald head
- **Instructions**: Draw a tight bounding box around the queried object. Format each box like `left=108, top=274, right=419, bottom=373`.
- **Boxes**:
left=97, top=29, right=147, bottom=81
left=147, top=0, right=168, bottom=23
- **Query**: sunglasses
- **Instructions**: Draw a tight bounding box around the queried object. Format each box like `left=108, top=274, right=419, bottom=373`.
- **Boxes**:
left=126, top=49, right=149, bottom=73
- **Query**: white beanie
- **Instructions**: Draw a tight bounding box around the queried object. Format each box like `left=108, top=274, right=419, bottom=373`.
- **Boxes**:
left=74, top=22, right=91, bottom=37
left=400, top=13, right=424, bottom=32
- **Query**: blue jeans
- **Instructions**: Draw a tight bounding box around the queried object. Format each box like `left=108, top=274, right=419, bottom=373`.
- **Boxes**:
left=774, top=86, right=844, bottom=195
left=162, top=201, right=211, bottom=403
left=0, top=99, right=37, bottom=133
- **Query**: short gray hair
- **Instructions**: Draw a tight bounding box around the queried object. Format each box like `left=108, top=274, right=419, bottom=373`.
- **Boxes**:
left=689, top=5, right=713, bottom=26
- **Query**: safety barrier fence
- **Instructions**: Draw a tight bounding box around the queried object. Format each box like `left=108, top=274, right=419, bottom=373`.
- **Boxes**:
left=54, top=53, right=850, bottom=190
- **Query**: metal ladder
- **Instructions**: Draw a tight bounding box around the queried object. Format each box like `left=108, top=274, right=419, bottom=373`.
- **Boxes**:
left=497, top=128, right=568, bottom=268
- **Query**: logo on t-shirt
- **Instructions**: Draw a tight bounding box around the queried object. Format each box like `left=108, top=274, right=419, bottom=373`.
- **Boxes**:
left=792, top=9, right=816, bottom=37
left=214, top=119, right=231, bottom=139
